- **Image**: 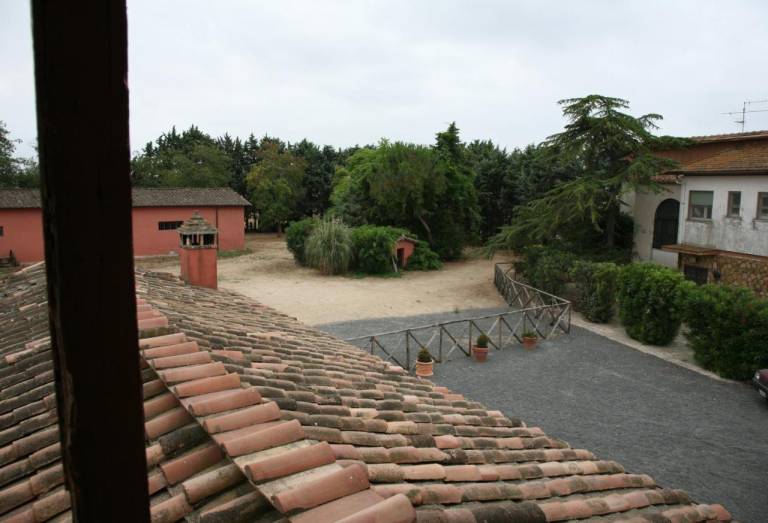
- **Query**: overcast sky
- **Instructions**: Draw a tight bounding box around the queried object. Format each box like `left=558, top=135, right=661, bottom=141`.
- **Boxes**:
left=2, top=1, right=768, bottom=157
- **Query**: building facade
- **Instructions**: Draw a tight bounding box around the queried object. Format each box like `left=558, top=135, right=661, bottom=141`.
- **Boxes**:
left=630, top=131, right=768, bottom=294
left=0, top=187, right=250, bottom=263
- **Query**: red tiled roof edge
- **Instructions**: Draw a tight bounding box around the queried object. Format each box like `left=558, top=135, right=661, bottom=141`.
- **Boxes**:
left=688, top=129, right=768, bottom=143
left=0, top=188, right=250, bottom=210
left=136, top=301, right=416, bottom=523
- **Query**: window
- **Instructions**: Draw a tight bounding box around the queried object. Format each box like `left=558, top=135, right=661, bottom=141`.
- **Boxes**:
left=688, top=191, right=713, bottom=219
left=158, top=221, right=183, bottom=231
left=727, top=191, right=741, bottom=217
left=758, top=193, right=768, bottom=220
left=0, top=226, right=3, bottom=237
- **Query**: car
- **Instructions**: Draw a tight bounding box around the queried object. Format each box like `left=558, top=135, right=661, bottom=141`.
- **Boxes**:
left=754, top=369, right=768, bottom=401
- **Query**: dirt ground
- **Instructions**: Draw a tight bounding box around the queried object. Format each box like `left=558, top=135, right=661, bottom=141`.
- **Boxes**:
left=136, top=233, right=512, bottom=325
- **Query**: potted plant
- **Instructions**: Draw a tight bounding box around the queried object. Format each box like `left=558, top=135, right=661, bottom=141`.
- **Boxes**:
left=472, top=334, right=490, bottom=362
left=521, top=330, right=537, bottom=350
left=415, top=347, right=434, bottom=377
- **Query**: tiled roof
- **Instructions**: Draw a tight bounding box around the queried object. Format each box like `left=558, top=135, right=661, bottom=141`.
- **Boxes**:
left=0, top=265, right=267, bottom=522
left=688, top=130, right=768, bottom=143
left=655, top=132, right=768, bottom=177
left=0, top=189, right=40, bottom=209
left=0, top=188, right=250, bottom=209
left=131, top=188, right=251, bottom=208
left=671, top=139, right=768, bottom=175
left=0, top=265, right=734, bottom=523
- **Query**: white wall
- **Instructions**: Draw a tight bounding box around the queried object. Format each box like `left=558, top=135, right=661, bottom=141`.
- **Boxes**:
left=679, top=176, right=768, bottom=256
left=630, top=185, right=680, bottom=262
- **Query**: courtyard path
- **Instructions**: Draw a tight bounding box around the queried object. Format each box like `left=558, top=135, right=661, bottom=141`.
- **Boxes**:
left=320, top=314, right=768, bottom=523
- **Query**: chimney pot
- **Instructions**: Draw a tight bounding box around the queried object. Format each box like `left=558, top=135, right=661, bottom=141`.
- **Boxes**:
left=178, top=211, right=218, bottom=289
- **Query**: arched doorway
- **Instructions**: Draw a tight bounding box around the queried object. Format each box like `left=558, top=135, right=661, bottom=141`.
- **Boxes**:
left=652, top=198, right=679, bottom=249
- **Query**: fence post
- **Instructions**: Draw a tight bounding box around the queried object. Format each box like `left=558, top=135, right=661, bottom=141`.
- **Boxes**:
left=405, top=331, right=410, bottom=371
left=499, top=315, right=503, bottom=350
left=468, top=322, right=472, bottom=357
left=439, top=327, right=443, bottom=363
left=370, top=336, right=374, bottom=355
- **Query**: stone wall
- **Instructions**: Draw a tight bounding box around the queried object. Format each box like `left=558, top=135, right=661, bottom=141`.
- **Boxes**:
left=679, top=252, right=768, bottom=296
left=715, top=253, right=768, bottom=296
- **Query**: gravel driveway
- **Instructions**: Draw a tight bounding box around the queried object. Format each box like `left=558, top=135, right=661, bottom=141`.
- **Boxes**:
left=320, top=312, right=768, bottom=523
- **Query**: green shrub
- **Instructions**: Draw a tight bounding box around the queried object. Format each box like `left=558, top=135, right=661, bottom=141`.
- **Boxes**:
left=350, top=225, right=407, bottom=274
left=305, top=219, right=353, bottom=275
left=417, top=347, right=433, bottom=362
left=570, top=260, right=619, bottom=323
left=515, top=245, right=575, bottom=296
left=476, top=334, right=489, bottom=348
left=684, top=284, right=768, bottom=380
left=406, top=241, right=443, bottom=271
left=616, top=263, right=693, bottom=345
left=285, top=218, right=317, bottom=266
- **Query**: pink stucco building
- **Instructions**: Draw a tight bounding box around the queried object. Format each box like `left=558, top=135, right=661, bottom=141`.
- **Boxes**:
left=0, top=188, right=250, bottom=263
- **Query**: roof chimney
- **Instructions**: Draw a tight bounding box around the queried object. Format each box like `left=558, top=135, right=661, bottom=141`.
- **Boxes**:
left=178, top=211, right=217, bottom=289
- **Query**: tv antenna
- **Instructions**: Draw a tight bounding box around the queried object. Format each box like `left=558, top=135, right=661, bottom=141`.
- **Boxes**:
left=722, top=99, right=768, bottom=132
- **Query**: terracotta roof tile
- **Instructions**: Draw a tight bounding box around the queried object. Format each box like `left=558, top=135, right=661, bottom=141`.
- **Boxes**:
left=689, top=129, right=768, bottom=142
left=0, top=188, right=250, bottom=210
left=271, top=462, right=370, bottom=512
left=656, top=132, right=768, bottom=175
left=0, top=264, right=738, bottom=522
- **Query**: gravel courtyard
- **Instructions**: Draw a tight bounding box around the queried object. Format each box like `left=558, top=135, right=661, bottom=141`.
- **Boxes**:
left=320, top=314, right=768, bottom=523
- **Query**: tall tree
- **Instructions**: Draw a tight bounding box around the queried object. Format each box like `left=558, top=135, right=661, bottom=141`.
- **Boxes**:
left=430, top=123, right=480, bottom=258
left=330, top=124, right=480, bottom=260
left=217, top=134, right=249, bottom=196
left=246, top=141, right=307, bottom=234
left=0, top=121, right=15, bottom=185
left=290, top=139, right=337, bottom=217
left=488, top=95, right=681, bottom=252
left=467, top=140, right=516, bottom=239
left=132, top=125, right=231, bottom=188
left=512, top=143, right=580, bottom=205
left=0, top=121, right=39, bottom=188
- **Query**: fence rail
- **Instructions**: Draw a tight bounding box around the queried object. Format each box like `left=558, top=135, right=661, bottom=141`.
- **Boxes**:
left=345, top=263, right=570, bottom=372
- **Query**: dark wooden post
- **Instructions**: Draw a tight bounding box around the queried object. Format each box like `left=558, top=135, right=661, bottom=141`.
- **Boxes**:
left=31, top=1, right=150, bottom=520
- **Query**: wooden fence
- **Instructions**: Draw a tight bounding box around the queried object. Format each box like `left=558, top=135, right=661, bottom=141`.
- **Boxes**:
left=344, top=263, right=570, bottom=372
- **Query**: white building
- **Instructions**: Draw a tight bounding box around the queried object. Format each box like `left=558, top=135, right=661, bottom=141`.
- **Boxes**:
left=630, top=131, right=768, bottom=294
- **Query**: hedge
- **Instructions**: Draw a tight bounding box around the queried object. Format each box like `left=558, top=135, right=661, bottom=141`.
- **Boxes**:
left=570, top=260, right=619, bottom=323
left=684, top=284, right=768, bottom=380
left=515, top=245, right=575, bottom=296
left=350, top=225, right=408, bottom=274
left=406, top=241, right=443, bottom=271
left=285, top=218, right=317, bottom=266
left=616, top=263, right=693, bottom=345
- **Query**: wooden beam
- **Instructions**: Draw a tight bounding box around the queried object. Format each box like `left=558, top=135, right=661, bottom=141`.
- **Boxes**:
left=31, top=1, right=150, bottom=520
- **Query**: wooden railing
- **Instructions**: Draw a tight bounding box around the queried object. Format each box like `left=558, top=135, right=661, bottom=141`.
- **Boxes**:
left=493, top=262, right=571, bottom=327
left=344, top=263, right=570, bottom=372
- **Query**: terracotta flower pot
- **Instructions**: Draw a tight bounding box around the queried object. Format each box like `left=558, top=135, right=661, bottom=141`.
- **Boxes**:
left=472, top=346, right=489, bottom=362
left=522, top=336, right=537, bottom=350
left=415, top=359, right=434, bottom=377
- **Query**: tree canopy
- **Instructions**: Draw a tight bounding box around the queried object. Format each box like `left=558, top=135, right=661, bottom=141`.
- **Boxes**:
left=487, top=95, right=685, bottom=253
left=246, top=141, right=307, bottom=233
left=0, top=121, right=39, bottom=188
left=330, top=123, right=479, bottom=259
left=130, top=126, right=358, bottom=229
left=131, top=126, right=232, bottom=188
left=3, top=93, right=685, bottom=249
